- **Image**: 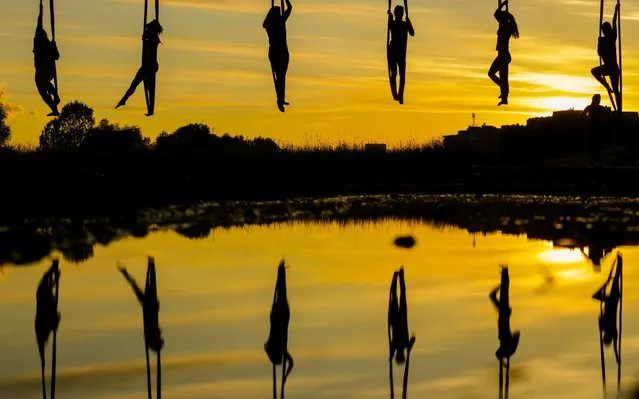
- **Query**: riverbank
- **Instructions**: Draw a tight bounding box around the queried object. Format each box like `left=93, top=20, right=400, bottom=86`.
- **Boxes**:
left=2, top=144, right=639, bottom=223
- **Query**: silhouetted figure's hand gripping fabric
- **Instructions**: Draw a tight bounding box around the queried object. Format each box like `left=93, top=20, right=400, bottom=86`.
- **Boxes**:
left=591, top=4, right=620, bottom=110
left=35, top=260, right=61, bottom=399
left=263, top=0, right=292, bottom=113
left=118, top=257, right=163, bottom=399
left=388, top=268, right=416, bottom=399
left=34, top=2, right=60, bottom=117
left=265, top=261, right=294, bottom=399
left=489, top=267, right=520, bottom=366
left=488, top=0, right=519, bottom=106
left=387, top=4, right=414, bottom=105
left=116, top=16, right=163, bottom=117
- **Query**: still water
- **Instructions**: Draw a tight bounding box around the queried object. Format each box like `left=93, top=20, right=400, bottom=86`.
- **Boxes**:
left=0, top=219, right=637, bottom=398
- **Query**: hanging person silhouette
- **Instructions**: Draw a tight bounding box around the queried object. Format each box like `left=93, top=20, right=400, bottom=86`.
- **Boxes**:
left=591, top=4, right=620, bottom=110
left=34, top=2, right=60, bottom=117
left=387, top=5, right=414, bottom=105
left=263, top=0, right=292, bottom=113
left=116, top=20, right=164, bottom=116
left=488, top=0, right=519, bottom=106
left=489, top=267, right=520, bottom=366
left=388, top=268, right=416, bottom=364
left=35, top=260, right=61, bottom=399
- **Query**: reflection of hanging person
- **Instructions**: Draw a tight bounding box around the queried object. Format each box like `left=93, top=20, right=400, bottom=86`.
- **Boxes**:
left=265, top=261, right=294, bottom=398
left=118, top=257, right=163, bottom=399
left=387, top=4, right=414, bottom=105
left=592, top=256, right=622, bottom=364
left=35, top=260, right=61, bottom=399
left=116, top=0, right=163, bottom=117
left=489, top=267, right=520, bottom=365
left=388, top=268, right=416, bottom=399
left=591, top=3, right=620, bottom=110
left=34, top=1, right=61, bottom=117
left=263, top=0, right=292, bottom=113
left=488, top=0, right=519, bottom=106
left=388, top=268, right=415, bottom=364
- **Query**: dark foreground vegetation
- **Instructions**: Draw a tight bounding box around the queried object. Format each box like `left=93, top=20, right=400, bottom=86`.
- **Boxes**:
left=2, top=101, right=639, bottom=221
left=1, top=194, right=638, bottom=267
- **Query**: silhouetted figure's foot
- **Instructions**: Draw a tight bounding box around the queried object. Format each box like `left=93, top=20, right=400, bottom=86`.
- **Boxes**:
left=398, top=96, right=404, bottom=105
left=498, top=98, right=508, bottom=106
left=115, top=100, right=126, bottom=109
left=277, top=102, right=285, bottom=112
left=145, top=112, right=154, bottom=117
left=283, top=101, right=290, bottom=105
left=47, top=110, right=60, bottom=117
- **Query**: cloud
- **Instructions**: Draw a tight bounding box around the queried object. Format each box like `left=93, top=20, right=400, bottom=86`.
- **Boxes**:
left=0, top=84, right=24, bottom=117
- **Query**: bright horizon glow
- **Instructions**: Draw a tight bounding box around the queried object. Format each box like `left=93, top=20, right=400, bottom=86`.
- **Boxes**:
left=538, top=248, right=586, bottom=264
left=1, top=0, right=638, bottom=146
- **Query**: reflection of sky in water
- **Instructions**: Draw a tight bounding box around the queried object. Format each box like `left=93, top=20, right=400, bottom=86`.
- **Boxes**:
left=1, top=220, right=638, bottom=398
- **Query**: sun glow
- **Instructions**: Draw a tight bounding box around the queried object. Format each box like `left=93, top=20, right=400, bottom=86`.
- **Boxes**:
left=524, top=96, right=591, bottom=113
left=538, top=248, right=586, bottom=264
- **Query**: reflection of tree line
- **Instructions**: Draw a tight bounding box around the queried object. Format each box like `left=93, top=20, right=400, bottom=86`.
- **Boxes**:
left=30, top=252, right=627, bottom=398
left=4, top=195, right=639, bottom=268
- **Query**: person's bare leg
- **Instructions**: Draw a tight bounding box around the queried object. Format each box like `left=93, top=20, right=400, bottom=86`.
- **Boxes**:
left=145, top=73, right=157, bottom=117
left=398, top=58, right=406, bottom=104
left=488, top=57, right=502, bottom=88
left=117, top=68, right=145, bottom=109
left=498, top=62, right=509, bottom=106
left=591, top=66, right=612, bottom=92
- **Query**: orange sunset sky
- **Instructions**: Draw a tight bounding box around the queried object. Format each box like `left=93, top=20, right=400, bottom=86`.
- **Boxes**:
left=0, top=0, right=637, bottom=146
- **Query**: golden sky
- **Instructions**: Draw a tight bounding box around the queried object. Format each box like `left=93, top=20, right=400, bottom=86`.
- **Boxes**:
left=1, top=0, right=637, bottom=146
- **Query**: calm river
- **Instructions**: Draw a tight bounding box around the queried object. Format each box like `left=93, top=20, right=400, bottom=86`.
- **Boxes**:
left=1, top=219, right=637, bottom=398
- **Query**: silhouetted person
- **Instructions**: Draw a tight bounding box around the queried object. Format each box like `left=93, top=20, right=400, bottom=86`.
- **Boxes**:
left=116, top=20, right=163, bottom=117
left=34, top=3, right=60, bottom=117
left=387, top=5, right=414, bottom=105
left=488, top=0, right=519, bottom=106
left=593, top=261, right=621, bottom=364
left=591, top=4, right=620, bottom=110
left=489, top=267, right=520, bottom=366
left=118, top=259, right=164, bottom=353
left=581, top=94, right=612, bottom=161
left=263, top=0, right=292, bottom=113
left=35, top=261, right=61, bottom=370
left=388, top=268, right=415, bottom=364
left=265, top=261, right=294, bottom=385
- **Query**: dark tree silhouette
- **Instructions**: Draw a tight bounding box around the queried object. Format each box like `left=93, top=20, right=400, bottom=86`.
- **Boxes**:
left=0, top=105, right=11, bottom=146
left=39, top=101, right=95, bottom=151
left=155, top=123, right=213, bottom=152
left=83, top=119, right=150, bottom=153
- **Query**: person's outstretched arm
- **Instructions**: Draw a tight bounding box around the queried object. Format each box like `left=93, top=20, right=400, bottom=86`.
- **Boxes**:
left=407, top=18, right=415, bottom=36
left=283, top=0, right=293, bottom=21
left=117, top=266, right=146, bottom=305
left=36, top=3, right=44, bottom=35
left=494, top=0, right=507, bottom=19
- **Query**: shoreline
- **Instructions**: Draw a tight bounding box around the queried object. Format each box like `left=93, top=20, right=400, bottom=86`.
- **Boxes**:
left=2, top=193, right=639, bottom=267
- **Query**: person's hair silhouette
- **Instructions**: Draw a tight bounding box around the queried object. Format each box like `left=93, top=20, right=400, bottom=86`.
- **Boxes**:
left=263, top=0, right=292, bottom=113
left=591, top=4, right=620, bottom=109
left=387, top=5, right=414, bottom=105
left=116, top=19, right=163, bottom=117
left=488, top=0, right=519, bottom=106
left=34, top=3, right=60, bottom=117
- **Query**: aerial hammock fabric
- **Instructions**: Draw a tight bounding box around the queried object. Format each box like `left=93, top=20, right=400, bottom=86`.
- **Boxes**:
left=386, top=0, right=410, bottom=103
left=597, top=0, right=622, bottom=112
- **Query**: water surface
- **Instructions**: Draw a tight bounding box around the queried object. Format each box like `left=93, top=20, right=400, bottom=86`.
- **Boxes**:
left=1, top=219, right=638, bottom=398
